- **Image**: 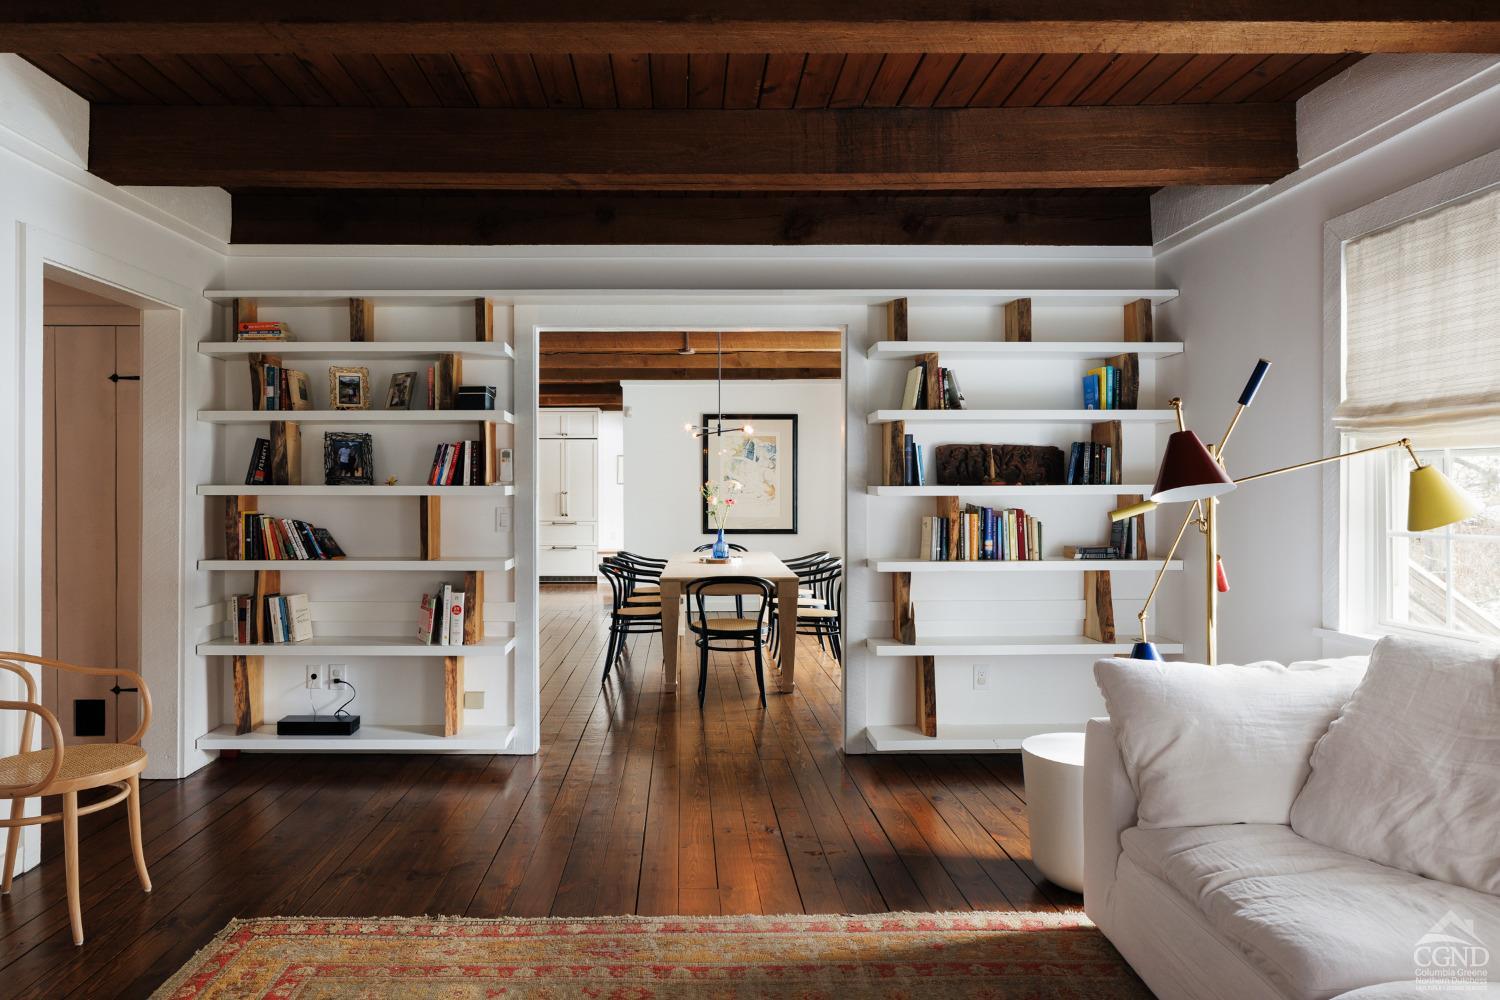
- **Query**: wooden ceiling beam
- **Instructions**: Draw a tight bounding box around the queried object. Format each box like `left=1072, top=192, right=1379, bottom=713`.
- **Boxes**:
left=6, top=4, right=1498, bottom=53
left=229, top=189, right=1152, bottom=245
left=541, top=332, right=841, bottom=352
left=93, top=105, right=1296, bottom=190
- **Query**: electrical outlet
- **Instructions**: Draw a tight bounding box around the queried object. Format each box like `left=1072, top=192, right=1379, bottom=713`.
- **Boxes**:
left=305, top=665, right=323, bottom=690
left=463, top=690, right=484, bottom=709
left=495, top=506, right=511, bottom=531
left=328, top=664, right=349, bottom=686
left=973, top=665, right=990, bottom=690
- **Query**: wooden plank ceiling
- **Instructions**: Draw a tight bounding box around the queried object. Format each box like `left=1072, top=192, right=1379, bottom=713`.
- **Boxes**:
left=20, top=4, right=1484, bottom=244
left=540, top=330, right=841, bottom=407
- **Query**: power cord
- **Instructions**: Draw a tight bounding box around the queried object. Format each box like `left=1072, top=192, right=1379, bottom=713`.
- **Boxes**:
left=332, top=678, right=357, bottom=718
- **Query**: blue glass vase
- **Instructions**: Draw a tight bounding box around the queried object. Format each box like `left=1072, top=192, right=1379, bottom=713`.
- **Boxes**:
left=712, top=527, right=729, bottom=559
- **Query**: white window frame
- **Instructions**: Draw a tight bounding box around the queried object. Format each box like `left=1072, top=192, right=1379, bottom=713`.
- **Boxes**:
left=1322, top=149, right=1500, bottom=644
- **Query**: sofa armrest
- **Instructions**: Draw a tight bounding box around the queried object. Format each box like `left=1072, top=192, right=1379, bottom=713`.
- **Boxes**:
left=1084, top=716, right=1138, bottom=923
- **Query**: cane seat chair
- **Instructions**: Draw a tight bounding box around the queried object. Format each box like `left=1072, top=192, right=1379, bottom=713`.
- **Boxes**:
left=1, top=652, right=153, bottom=946
left=685, top=577, right=775, bottom=708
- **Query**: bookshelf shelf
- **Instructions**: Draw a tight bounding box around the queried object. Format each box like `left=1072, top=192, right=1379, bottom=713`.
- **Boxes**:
left=199, top=558, right=516, bottom=572
left=198, top=484, right=514, bottom=497
left=866, top=636, right=1185, bottom=657
left=196, top=722, right=518, bottom=753
left=200, top=341, right=514, bottom=361
left=869, top=559, right=1181, bottom=573
left=199, top=410, right=515, bottom=425
left=197, top=636, right=516, bottom=657
left=865, top=722, right=1085, bottom=752
left=867, top=409, right=1177, bottom=426
left=867, top=341, right=1183, bottom=362
left=867, top=484, right=1152, bottom=497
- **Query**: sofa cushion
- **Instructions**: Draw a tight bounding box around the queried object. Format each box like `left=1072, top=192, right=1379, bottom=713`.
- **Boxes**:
left=1290, top=635, right=1500, bottom=895
left=1093, top=656, right=1366, bottom=828
left=1121, top=824, right=1500, bottom=1000
left=1337, top=984, right=1500, bottom=999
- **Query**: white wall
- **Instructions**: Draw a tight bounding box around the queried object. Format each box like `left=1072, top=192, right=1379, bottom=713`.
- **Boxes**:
left=597, top=409, right=625, bottom=551
left=1154, top=61, right=1500, bottom=665
left=622, top=379, right=844, bottom=559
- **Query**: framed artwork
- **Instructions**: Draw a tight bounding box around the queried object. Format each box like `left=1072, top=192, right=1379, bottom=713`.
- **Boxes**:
left=328, top=365, right=370, bottom=409
left=324, top=432, right=374, bottom=485
left=700, top=414, right=798, bottom=534
left=385, top=371, right=416, bottom=409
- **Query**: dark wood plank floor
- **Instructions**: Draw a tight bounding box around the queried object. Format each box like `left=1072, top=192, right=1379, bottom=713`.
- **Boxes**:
left=0, top=584, right=1074, bottom=998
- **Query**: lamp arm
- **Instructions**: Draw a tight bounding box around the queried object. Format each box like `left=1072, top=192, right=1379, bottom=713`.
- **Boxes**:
left=1135, top=500, right=1205, bottom=642
left=1232, top=438, right=1415, bottom=486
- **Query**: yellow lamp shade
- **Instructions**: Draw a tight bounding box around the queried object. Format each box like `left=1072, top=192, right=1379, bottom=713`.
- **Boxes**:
left=1407, top=464, right=1481, bottom=532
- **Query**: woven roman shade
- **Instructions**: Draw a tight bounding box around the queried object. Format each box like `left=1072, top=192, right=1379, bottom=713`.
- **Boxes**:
left=1335, top=187, right=1500, bottom=434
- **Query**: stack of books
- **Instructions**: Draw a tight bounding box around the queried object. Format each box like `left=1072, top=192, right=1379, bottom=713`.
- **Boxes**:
left=901, top=433, right=926, bottom=487
left=427, top=441, right=489, bottom=485
left=232, top=592, right=312, bottom=644
left=251, top=362, right=311, bottom=411
left=1066, top=442, right=1119, bottom=485
left=919, top=506, right=1041, bottom=561
left=1061, top=519, right=1143, bottom=560
left=235, top=508, right=346, bottom=560
left=1082, top=365, right=1122, bottom=409
left=235, top=321, right=290, bottom=342
left=417, top=584, right=469, bottom=646
left=900, top=363, right=965, bottom=410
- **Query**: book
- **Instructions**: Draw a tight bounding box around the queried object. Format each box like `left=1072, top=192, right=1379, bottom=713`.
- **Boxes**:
left=947, top=369, right=966, bottom=410
left=266, top=593, right=285, bottom=643
left=449, top=590, right=466, bottom=646
left=245, top=438, right=271, bottom=485
left=1064, top=545, right=1120, bottom=559
left=903, top=434, right=917, bottom=486
left=438, top=584, right=453, bottom=645
left=914, top=444, right=926, bottom=487
left=263, top=363, right=280, bottom=411
left=236, top=321, right=290, bottom=341
left=1082, top=374, right=1101, bottom=410
left=285, top=594, right=313, bottom=643
left=900, top=365, right=923, bottom=409
left=417, top=591, right=437, bottom=644
left=920, top=516, right=935, bottom=560
left=1066, top=442, right=1083, bottom=485
left=311, top=528, right=345, bottom=558
left=426, top=366, right=436, bottom=410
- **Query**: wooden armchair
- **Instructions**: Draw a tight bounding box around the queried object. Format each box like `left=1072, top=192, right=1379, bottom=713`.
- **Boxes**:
left=0, top=652, right=153, bottom=946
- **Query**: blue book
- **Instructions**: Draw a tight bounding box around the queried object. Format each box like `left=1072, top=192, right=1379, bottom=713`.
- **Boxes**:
left=914, top=445, right=926, bottom=486
left=1066, top=442, right=1083, bottom=484
left=1082, top=374, right=1100, bottom=410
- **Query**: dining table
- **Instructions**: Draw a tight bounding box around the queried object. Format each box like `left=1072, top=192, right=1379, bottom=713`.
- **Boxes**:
left=656, top=550, right=801, bottom=694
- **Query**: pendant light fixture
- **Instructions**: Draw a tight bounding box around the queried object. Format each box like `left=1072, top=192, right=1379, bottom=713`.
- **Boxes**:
left=685, top=332, right=754, bottom=439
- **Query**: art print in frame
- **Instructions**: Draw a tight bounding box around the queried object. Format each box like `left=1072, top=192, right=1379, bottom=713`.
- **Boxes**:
left=324, top=431, right=374, bottom=485
left=700, top=414, right=798, bottom=534
left=385, top=371, right=417, bottom=409
left=328, top=365, right=370, bottom=410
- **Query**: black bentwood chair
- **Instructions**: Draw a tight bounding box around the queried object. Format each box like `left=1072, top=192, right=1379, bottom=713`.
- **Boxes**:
left=599, top=561, right=662, bottom=684
left=685, top=576, right=775, bottom=708
left=771, top=557, right=843, bottom=663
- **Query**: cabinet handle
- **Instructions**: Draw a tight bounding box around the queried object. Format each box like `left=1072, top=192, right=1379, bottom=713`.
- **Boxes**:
left=552, top=545, right=579, bottom=550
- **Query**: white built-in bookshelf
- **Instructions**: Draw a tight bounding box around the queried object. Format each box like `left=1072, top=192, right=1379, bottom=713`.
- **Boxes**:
left=192, top=292, right=519, bottom=753
left=863, top=293, right=1182, bottom=751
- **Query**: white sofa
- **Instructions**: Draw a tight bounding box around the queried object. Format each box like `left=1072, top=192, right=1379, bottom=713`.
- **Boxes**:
left=1083, top=637, right=1500, bottom=1000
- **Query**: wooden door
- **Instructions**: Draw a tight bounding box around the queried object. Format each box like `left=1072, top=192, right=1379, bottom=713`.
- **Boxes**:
left=563, top=438, right=598, bottom=522
left=41, top=304, right=141, bottom=743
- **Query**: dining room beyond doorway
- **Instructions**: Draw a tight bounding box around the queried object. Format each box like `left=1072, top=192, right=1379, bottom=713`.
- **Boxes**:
left=537, top=328, right=845, bottom=750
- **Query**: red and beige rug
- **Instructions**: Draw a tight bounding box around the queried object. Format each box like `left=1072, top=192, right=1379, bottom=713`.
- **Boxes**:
left=153, top=911, right=1148, bottom=998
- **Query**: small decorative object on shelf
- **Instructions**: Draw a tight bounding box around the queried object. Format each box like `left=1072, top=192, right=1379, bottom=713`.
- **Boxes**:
left=936, top=443, right=1065, bottom=486
left=328, top=365, right=370, bottom=410
left=456, top=385, right=497, bottom=410
left=386, top=476, right=399, bottom=486
left=702, top=478, right=741, bottom=558
left=324, top=431, right=374, bottom=485
left=235, top=320, right=290, bottom=342
left=385, top=371, right=416, bottom=409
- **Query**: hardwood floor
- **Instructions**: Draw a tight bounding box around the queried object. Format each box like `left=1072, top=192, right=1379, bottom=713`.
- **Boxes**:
left=0, top=583, right=1075, bottom=998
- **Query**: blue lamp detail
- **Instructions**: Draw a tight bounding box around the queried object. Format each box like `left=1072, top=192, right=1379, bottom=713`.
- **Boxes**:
left=1129, top=640, right=1163, bottom=661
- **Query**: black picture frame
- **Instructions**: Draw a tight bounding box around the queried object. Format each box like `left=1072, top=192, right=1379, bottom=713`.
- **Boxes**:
left=700, top=413, right=798, bottom=535
left=324, top=432, right=374, bottom=485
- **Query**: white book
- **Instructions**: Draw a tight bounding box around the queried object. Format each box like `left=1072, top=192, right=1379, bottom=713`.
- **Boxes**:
left=267, top=595, right=285, bottom=643
left=438, top=584, right=452, bottom=645
left=449, top=591, right=466, bottom=646
left=285, top=593, right=313, bottom=643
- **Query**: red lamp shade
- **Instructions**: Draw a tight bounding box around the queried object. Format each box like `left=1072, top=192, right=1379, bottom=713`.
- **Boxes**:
left=1151, top=430, right=1236, bottom=503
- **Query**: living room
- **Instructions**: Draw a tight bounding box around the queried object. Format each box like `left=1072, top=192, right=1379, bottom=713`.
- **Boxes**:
left=0, top=10, right=1496, bottom=999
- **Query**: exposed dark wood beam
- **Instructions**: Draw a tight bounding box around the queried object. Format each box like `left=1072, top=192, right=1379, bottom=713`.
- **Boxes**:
left=543, top=367, right=840, bottom=381
left=6, top=4, right=1497, bottom=53
left=230, top=190, right=1152, bottom=246
left=542, top=332, right=841, bottom=352
left=94, top=106, right=1295, bottom=190
left=540, top=384, right=624, bottom=409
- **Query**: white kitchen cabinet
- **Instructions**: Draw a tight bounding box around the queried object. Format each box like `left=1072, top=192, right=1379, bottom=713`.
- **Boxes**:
left=538, top=408, right=598, bottom=439
left=539, top=410, right=600, bottom=579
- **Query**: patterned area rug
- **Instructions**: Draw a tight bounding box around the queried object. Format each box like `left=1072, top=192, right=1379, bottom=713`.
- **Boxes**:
left=153, top=912, right=1149, bottom=998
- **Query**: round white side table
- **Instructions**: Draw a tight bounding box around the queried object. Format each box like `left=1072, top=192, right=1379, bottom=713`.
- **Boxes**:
left=1020, top=732, right=1087, bottom=893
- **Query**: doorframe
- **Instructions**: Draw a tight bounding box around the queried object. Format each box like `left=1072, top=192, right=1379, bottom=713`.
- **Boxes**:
left=9, top=225, right=199, bottom=875
left=520, top=299, right=863, bottom=752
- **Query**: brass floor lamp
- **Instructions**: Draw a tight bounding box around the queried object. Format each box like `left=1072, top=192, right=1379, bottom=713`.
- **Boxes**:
left=1113, top=359, right=1479, bottom=665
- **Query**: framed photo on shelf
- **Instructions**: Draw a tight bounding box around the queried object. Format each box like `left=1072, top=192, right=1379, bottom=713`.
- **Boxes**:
left=700, top=413, right=798, bottom=534
left=385, top=371, right=417, bottom=409
left=324, top=432, right=374, bottom=485
left=328, top=366, right=370, bottom=409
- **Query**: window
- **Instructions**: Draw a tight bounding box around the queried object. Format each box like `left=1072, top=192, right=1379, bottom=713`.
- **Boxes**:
left=1336, top=184, right=1500, bottom=641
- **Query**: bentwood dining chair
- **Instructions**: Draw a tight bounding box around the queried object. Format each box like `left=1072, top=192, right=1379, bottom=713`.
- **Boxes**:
left=599, top=562, right=662, bottom=684
left=770, top=558, right=844, bottom=663
left=685, top=577, right=775, bottom=708
left=0, top=652, right=153, bottom=946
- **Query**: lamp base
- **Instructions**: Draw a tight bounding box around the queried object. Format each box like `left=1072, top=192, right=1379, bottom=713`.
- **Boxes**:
left=1129, top=641, right=1163, bottom=661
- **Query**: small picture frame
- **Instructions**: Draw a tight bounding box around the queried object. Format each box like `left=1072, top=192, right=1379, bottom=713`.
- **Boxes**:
left=386, top=371, right=417, bottom=409
left=328, top=366, right=370, bottom=410
left=324, top=432, right=374, bottom=485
